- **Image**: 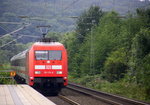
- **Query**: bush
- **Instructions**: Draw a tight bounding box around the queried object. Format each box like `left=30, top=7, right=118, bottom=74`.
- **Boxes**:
left=137, top=54, right=150, bottom=100
left=103, top=48, right=128, bottom=82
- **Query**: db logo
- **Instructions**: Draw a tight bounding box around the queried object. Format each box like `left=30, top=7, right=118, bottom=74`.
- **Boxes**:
left=46, top=65, right=51, bottom=69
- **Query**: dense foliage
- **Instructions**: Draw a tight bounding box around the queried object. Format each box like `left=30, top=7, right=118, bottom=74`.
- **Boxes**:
left=62, top=6, right=150, bottom=102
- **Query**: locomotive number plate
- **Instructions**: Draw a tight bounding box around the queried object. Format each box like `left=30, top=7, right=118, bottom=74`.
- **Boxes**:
left=44, top=71, right=54, bottom=74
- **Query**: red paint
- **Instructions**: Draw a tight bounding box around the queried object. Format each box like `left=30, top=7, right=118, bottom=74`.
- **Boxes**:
left=11, top=42, right=68, bottom=87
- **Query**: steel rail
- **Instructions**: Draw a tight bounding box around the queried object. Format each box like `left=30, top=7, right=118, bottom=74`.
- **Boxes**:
left=67, top=85, right=121, bottom=105
left=58, top=94, right=80, bottom=105
left=68, top=83, right=149, bottom=105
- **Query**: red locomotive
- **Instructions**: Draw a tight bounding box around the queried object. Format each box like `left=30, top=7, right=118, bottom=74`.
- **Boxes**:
left=11, top=39, right=68, bottom=93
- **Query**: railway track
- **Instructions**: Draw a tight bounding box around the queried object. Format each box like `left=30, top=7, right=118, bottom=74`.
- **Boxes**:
left=34, top=86, right=80, bottom=105
left=67, top=83, right=149, bottom=105
left=46, top=94, right=80, bottom=105
left=58, top=94, right=80, bottom=105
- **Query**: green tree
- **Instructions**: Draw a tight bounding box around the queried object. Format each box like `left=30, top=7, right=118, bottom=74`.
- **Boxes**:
left=61, top=32, right=79, bottom=74
left=93, top=11, right=121, bottom=74
left=64, top=6, right=104, bottom=77
left=76, top=6, right=103, bottom=43
left=103, top=48, right=127, bottom=82
left=78, top=11, right=122, bottom=76
left=139, top=54, right=150, bottom=100
left=136, top=8, right=150, bottom=28
left=130, top=28, right=150, bottom=83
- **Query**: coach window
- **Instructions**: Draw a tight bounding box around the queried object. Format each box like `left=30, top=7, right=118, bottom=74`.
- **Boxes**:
left=49, top=51, right=62, bottom=60
left=35, top=51, right=48, bottom=60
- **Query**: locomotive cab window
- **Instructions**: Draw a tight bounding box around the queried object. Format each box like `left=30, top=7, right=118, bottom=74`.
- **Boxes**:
left=35, top=51, right=48, bottom=60
left=49, top=50, right=62, bottom=60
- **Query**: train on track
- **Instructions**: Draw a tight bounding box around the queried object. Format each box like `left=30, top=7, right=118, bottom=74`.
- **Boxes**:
left=10, top=38, right=68, bottom=94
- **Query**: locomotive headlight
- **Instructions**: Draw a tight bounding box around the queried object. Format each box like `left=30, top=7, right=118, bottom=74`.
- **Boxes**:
left=35, top=71, right=41, bottom=74
left=30, top=77, right=34, bottom=80
left=64, top=77, right=67, bottom=79
left=56, top=71, right=63, bottom=74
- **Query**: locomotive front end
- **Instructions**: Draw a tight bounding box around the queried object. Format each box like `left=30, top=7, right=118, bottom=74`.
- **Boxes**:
left=29, top=42, right=68, bottom=92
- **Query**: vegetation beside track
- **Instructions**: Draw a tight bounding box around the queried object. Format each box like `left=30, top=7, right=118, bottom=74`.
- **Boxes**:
left=66, top=6, right=150, bottom=103
left=0, top=64, right=16, bottom=84
left=69, top=75, right=149, bottom=102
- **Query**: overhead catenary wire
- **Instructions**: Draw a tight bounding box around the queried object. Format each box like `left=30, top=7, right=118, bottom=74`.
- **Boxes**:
left=0, top=34, right=10, bottom=39
left=43, top=0, right=81, bottom=21
left=18, top=34, right=40, bottom=38
left=0, top=34, right=40, bottom=48
left=0, top=22, right=29, bottom=25
left=0, top=26, right=24, bottom=38
left=60, top=0, right=81, bottom=17
left=49, top=0, right=81, bottom=32
left=0, top=25, right=9, bottom=33
left=0, top=36, right=23, bottom=48
left=5, top=0, right=81, bottom=33
left=0, top=22, right=25, bottom=36
left=62, top=0, right=80, bottom=12
left=0, top=22, right=30, bottom=33
left=113, top=0, right=115, bottom=11
left=0, top=23, right=31, bottom=39
left=0, top=24, right=15, bottom=33
left=43, top=0, right=48, bottom=24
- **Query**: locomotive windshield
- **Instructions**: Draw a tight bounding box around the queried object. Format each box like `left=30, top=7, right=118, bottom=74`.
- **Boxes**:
left=35, top=50, right=62, bottom=60
left=49, top=51, right=62, bottom=60
left=35, top=51, right=48, bottom=60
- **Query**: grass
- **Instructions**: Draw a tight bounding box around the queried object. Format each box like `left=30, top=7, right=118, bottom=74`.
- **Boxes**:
left=68, top=75, right=150, bottom=103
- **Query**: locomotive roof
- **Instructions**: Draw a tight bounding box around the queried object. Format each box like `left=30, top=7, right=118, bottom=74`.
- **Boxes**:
left=33, top=42, right=63, bottom=46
